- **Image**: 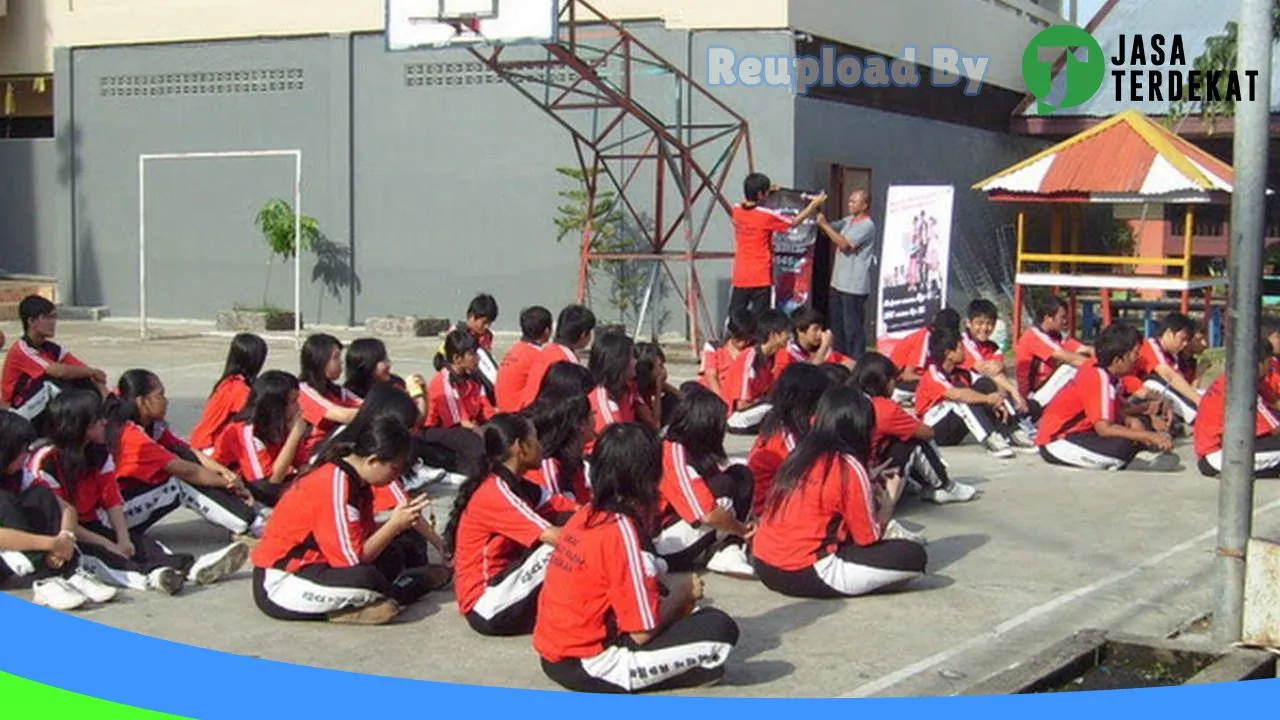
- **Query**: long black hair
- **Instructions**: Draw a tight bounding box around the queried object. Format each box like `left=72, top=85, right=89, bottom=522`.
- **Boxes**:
left=853, top=352, right=899, bottom=399
left=344, top=338, right=389, bottom=399
left=586, top=422, right=662, bottom=532
left=634, top=342, right=666, bottom=399
left=524, top=390, right=590, bottom=494
left=537, top=361, right=596, bottom=400
left=104, top=369, right=162, bottom=449
left=0, top=411, right=35, bottom=475
left=308, top=414, right=413, bottom=495
left=307, top=384, right=420, bottom=470
left=664, top=385, right=728, bottom=479
left=758, top=362, right=831, bottom=441
left=299, top=333, right=344, bottom=392
left=764, top=385, right=876, bottom=520
left=443, top=414, right=537, bottom=554
left=588, top=330, right=635, bottom=400
left=45, top=390, right=111, bottom=501
left=230, top=370, right=300, bottom=446
left=443, top=329, right=479, bottom=373
left=212, top=333, right=268, bottom=397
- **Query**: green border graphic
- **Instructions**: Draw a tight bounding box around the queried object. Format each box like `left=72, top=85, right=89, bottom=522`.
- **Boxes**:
left=0, top=671, right=189, bottom=719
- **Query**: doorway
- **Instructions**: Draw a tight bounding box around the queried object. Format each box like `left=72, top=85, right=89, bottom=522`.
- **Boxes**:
left=810, top=163, right=872, bottom=317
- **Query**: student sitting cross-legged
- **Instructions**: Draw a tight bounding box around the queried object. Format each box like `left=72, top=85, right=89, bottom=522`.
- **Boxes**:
left=427, top=330, right=495, bottom=431
left=250, top=410, right=441, bottom=625
left=914, top=327, right=1028, bottom=459
left=855, top=352, right=977, bottom=505
left=495, top=305, right=553, bottom=413
left=1123, top=312, right=1203, bottom=426
left=37, top=391, right=245, bottom=596
left=0, top=411, right=119, bottom=611
left=533, top=422, right=741, bottom=694
left=1014, top=294, right=1093, bottom=410
left=961, top=300, right=1037, bottom=435
left=446, top=414, right=575, bottom=637
left=652, top=385, right=757, bottom=578
left=1194, top=338, right=1280, bottom=479
left=2, top=295, right=109, bottom=431
left=587, top=330, right=657, bottom=443
left=752, top=385, right=928, bottom=599
left=524, top=385, right=594, bottom=505
left=210, top=371, right=307, bottom=508
left=434, top=293, right=501, bottom=404
left=298, top=334, right=362, bottom=463
left=888, top=308, right=961, bottom=406
left=519, top=305, right=597, bottom=411
left=634, top=342, right=681, bottom=432
left=1036, top=322, right=1179, bottom=472
left=772, top=305, right=855, bottom=380
left=107, top=369, right=268, bottom=541
left=747, top=363, right=833, bottom=517
left=189, top=333, right=268, bottom=454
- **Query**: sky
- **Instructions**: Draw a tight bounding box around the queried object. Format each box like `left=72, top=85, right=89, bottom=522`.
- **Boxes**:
left=1075, top=0, right=1107, bottom=25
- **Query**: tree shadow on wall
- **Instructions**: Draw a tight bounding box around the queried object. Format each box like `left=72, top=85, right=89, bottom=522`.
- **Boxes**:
left=311, top=232, right=360, bottom=325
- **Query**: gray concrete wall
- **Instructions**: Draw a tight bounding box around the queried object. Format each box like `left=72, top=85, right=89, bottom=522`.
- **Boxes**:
left=0, top=139, right=58, bottom=276
left=793, top=97, right=1049, bottom=320
left=52, top=27, right=796, bottom=335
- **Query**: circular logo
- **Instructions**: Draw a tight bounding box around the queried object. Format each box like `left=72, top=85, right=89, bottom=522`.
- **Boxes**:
left=1022, top=25, right=1106, bottom=114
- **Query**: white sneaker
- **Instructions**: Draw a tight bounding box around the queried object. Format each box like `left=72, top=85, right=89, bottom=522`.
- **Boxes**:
left=705, top=544, right=756, bottom=579
left=189, top=543, right=250, bottom=586
left=32, top=577, right=90, bottom=611
left=926, top=481, right=978, bottom=504
left=1009, top=428, right=1038, bottom=451
left=147, top=567, right=185, bottom=595
left=0, top=550, right=35, bottom=577
left=440, top=472, right=469, bottom=487
left=984, top=434, right=1016, bottom=459
left=67, top=568, right=119, bottom=603
left=883, top=519, right=928, bottom=546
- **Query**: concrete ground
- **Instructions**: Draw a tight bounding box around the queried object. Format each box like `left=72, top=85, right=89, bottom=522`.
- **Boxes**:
left=3, top=317, right=1278, bottom=698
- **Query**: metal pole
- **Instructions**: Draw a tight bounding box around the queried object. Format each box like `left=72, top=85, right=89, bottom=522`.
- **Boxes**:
left=138, top=156, right=147, bottom=341
left=294, top=151, right=303, bottom=349
left=1215, top=0, right=1272, bottom=643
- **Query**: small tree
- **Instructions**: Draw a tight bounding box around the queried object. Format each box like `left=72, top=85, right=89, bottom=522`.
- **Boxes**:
left=254, top=198, right=322, bottom=310
left=1168, top=8, right=1280, bottom=132
left=553, top=167, right=650, bottom=324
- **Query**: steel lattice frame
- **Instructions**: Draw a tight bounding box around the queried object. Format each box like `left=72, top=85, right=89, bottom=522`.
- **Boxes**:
left=462, top=0, right=754, bottom=351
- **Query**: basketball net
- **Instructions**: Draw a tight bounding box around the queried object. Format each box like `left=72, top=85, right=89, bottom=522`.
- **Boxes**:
left=448, top=17, right=484, bottom=37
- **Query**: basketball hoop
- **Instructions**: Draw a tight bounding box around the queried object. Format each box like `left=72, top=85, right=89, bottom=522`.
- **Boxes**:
left=448, top=16, right=484, bottom=37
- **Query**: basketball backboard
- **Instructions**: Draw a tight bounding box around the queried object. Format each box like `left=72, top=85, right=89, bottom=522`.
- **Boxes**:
left=386, top=0, right=559, bottom=51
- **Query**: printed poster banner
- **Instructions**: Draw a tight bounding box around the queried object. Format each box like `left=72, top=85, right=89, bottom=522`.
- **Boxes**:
left=876, top=185, right=954, bottom=346
left=764, top=187, right=821, bottom=316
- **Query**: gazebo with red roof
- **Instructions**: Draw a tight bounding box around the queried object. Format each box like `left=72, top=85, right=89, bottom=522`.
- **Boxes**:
left=973, top=109, right=1242, bottom=341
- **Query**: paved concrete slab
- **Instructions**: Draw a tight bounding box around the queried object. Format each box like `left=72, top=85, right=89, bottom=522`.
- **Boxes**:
left=3, top=318, right=1278, bottom=698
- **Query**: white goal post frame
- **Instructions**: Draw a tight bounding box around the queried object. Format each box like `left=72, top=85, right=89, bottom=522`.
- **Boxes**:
left=138, top=149, right=304, bottom=346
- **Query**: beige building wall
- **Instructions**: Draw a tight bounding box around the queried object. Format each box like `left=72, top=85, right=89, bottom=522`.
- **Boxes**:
left=1, top=0, right=1060, bottom=91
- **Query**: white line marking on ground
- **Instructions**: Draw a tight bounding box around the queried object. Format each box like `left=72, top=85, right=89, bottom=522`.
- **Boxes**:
left=841, top=496, right=1280, bottom=698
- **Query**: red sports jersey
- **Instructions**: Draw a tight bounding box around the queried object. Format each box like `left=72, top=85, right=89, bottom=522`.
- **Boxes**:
left=371, top=478, right=411, bottom=516
left=958, top=333, right=1003, bottom=373
left=889, top=327, right=931, bottom=376
left=588, top=384, right=639, bottom=439
left=731, top=204, right=791, bottom=288
left=298, top=382, right=362, bottom=460
left=747, top=430, right=796, bottom=517
left=1036, top=361, right=1120, bottom=445
left=1267, top=357, right=1280, bottom=400
left=870, top=395, right=923, bottom=462
left=1, top=338, right=86, bottom=407
left=1134, top=338, right=1177, bottom=379
left=752, top=453, right=880, bottom=571
left=426, top=370, right=493, bottom=429
left=452, top=473, right=553, bottom=615
left=520, top=343, right=582, bottom=410
left=27, top=445, right=123, bottom=524
left=533, top=508, right=660, bottom=663
left=1193, top=375, right=1280, bottom=458
left=494, top=340, right=542, bottom=413
left=1015, top=327, right=1085, bottom=397
left=211, top=420, right=296, bottom=484
left=114, top=422, right=179, bottom=488
left=251, top=462, right=376, bottom=573
left=772, top=341, right=853, bottom=379
left=189, top=375, right=252, bottom=451
left=657, top=441, right=717, bottom=528
left=700, top=344, right=771, bottom=412
left=914, top=364, right=970, bottom=417
left=525, top=457, right=590, bottom=507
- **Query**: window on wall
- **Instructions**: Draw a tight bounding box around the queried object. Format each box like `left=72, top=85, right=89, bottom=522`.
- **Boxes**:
left=1, top=76, right=54, bottom=139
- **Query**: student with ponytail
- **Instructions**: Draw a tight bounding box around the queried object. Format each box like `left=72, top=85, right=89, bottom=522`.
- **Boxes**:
left=854, top=352, right=977, bottom=505
left=36, top=391, right=245, bottom=596
left=106, top=369, right=266, bottom=541
left=210, top=370, right=308, bottom=507
left=534, top=422, right=741, bottom=694
left=752, top=386, right=928, bottom=599
left=251, top=410, right=445, bottom=624
left=0, top=411, right=119, bottom=611
left=298, top=333, right=362, bottom=462
left=343, top=338, right=428, bottom=422
left=445, top=414, right=574, bottom=636
left=189, top=333, right=268, bottom=453
left=748, top=363, right=832, bottom=517
left=653, top=385, right=757, bottom=578
left=427, top=330, right=495, bottom=431
left=524, top=387, right=593, bottom=504
left=586, top=331, right=656, bottom=441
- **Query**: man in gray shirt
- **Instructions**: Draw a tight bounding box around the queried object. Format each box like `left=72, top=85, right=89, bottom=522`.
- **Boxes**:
left=817, top=189, right=878, bottom=359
